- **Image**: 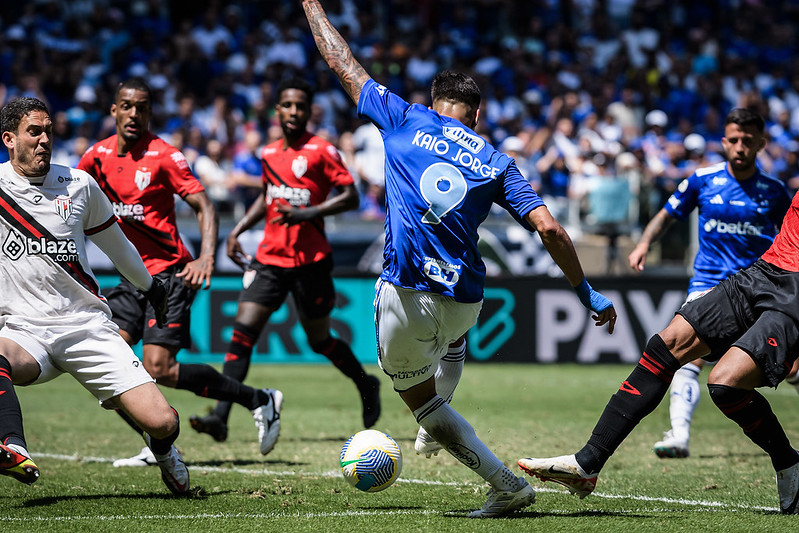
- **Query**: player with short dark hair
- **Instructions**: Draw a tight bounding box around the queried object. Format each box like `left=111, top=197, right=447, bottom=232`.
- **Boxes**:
left=78, top=78, right=279, bottom=466
left=628, top=107, right=791, bottom=458
left=0, top=96, right=187, bottom=494
left=520, top=132, right=799, bottom=513
left=190, top=76, right=381, bottom=447
left=302, top=0, right=616, bottom=518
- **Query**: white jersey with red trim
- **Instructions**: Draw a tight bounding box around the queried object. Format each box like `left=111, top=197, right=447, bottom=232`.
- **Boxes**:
left=0, top=161, right=116, bottom=318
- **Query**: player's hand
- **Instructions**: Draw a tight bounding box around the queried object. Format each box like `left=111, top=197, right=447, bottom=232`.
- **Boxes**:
left=628, top=244, right=648, bottom=272
left=273, top=204, right=319, bottom=226
left=142, top=277, right=169, bottom=328
left=575, top=278, right=616, bottom=334
left=226, top=235, right=252, bottom=271
left=176, top=255, right=214, bottom=290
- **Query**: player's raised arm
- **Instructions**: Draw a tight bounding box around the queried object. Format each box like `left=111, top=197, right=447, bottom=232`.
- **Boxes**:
left=301, top=0, right=370, bottom=104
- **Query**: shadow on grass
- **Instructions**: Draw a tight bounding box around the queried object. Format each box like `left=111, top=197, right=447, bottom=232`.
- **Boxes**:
left=444, top=509, right=650, bottom=519
left=189, top=458, right=307, bottom=467
left=280, top=436, right=417, bottom=444
left=19, top=486, right=213, bottom=508
left=694, top=451, right=766, bottom=459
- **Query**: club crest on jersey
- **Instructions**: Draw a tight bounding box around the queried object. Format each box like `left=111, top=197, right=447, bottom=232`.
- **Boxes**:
left=135, top=168, right=152, bottom=191
left=292, top=156, right=308, bottom=179
left=54, top=196, right=72, bottom=221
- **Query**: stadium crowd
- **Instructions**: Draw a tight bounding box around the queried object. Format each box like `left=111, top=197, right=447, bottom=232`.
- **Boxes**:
left=2, top=0, right=799, bottom=244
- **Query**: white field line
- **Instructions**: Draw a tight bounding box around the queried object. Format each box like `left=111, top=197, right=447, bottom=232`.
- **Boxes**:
left=0, top=451, right=776, bottom=523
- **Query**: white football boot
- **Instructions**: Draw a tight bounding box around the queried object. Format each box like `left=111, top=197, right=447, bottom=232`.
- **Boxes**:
left=777, top=459, right=799, bottom=514
left=518, top=454, right=597, bottom=499
left=253, top=388, right=283, bottom=455
left=653, top=429, right=690, bottom=458
left=468, top=477, right=536, bottom=518
left=414, top=426, right=443, bottom=458
left=143, top=435, right=190, bottom=496
left=113, top=446, right=157, bottom=467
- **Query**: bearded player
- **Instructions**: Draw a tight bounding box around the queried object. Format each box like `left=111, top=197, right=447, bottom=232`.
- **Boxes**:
left=78, top=78, right=281, bottom=465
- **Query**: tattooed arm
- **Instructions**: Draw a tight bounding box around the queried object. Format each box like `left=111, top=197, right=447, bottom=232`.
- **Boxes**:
left=302, top=0, right=370, bottom=105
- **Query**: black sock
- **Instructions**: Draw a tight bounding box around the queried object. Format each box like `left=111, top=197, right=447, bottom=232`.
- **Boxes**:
left=576, top=334, right=680, bottom=474
left=148, top=407, right=180, bottom=455
left=0, top=355, right=26, bottom=450
left=176, top=363, right=263, bottom=409
left=213, top=322, right=259, bottom=421
left=708, top=384, right=799, bottom=471
left=311, top=337, right=368, bottom=389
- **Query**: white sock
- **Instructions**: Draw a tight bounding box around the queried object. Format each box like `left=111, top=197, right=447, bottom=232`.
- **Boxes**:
left=435, top=339, right=466, bottom=403
left=487, top=464, right=524, bottom=492
left=669, top=363, right=701, bottom=442
left=414, top=395, right=511, bottom=489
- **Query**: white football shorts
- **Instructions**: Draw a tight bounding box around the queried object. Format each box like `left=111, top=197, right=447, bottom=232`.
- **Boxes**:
left=375, top=279, right=482, bottom=391
left=0, top=312, right=154, bottom=407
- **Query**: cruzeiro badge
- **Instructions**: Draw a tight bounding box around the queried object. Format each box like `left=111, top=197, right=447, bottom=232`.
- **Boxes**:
left=54, top=196, right=72, bottom=221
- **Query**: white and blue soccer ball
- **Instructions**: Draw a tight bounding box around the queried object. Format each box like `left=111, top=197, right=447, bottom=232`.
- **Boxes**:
left=340, top=429, right=402, bottom=492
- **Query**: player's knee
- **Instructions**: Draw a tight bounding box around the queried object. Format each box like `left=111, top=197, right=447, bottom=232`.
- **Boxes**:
left=643, top=334, right=681, bottom=372
left=143, top=357, right=176, bottom=383
left=707, top=383, right=750, bottom=411
left=136, top=407, right=179, bottom=439
left=151, top=408, right=180, bottom=439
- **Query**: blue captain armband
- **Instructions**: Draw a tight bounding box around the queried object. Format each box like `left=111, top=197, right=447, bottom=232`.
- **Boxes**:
left=575, top=278, right=613, bottom=313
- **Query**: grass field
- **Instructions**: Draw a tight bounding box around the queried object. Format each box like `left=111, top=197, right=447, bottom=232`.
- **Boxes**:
left=2, top=363, right=798, bottom=532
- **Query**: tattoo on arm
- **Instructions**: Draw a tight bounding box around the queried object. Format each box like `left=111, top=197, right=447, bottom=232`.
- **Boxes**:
left=303, top=0, right=369, bottom=104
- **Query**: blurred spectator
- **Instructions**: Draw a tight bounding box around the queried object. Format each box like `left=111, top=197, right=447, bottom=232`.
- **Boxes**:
left=580, top=153, right=633, bottom=274
left=536, top=145, right=571, bottom=224
left=1, top=0, right=799, bottom=276
left=774, top=140, right=799, bottom=195
left=351, top=121, right=385, bottom=220
left=191, top=6, right=234, bottom=58
left=230, top=129, right=265, bottom=218
left=501, top=136, right=539, bottom=190
left=194, top=139, right=236, bottom=215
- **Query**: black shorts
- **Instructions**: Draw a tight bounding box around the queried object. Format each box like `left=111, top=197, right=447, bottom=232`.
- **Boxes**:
left=105, top=266, right=196, bottom=349
left=239, top=256, right=336, bottom=320
left=678, top=259, right=799, bottom=387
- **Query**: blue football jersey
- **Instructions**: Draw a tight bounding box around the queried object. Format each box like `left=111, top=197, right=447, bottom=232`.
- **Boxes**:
left=664, top=162, right=790, bottom=294
left=358, top=79, right=544, bottom=302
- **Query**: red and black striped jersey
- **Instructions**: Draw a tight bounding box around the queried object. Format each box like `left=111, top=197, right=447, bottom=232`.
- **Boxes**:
left=257, top=131, right=354, bottom=267
left=78, top=132, right=204, bottom=275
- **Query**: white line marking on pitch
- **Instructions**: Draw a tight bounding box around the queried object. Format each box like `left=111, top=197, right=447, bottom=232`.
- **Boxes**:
left=10, top=452, right=776, bottom=519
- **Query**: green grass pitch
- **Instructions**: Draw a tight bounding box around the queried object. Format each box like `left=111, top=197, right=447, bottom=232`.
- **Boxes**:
left=2, top=363, right=798, bottom=532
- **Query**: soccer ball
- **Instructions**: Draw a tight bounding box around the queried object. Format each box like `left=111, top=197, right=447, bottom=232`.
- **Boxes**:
left=340, top=429, right=402, bottom=492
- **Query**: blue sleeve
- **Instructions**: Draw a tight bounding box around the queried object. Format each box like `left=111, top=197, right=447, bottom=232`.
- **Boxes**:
left=494, top=161, right=546, bottom=232
left=357, top=79, right=411, bottom=135
left=663, top=173, right=701, bottom=221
